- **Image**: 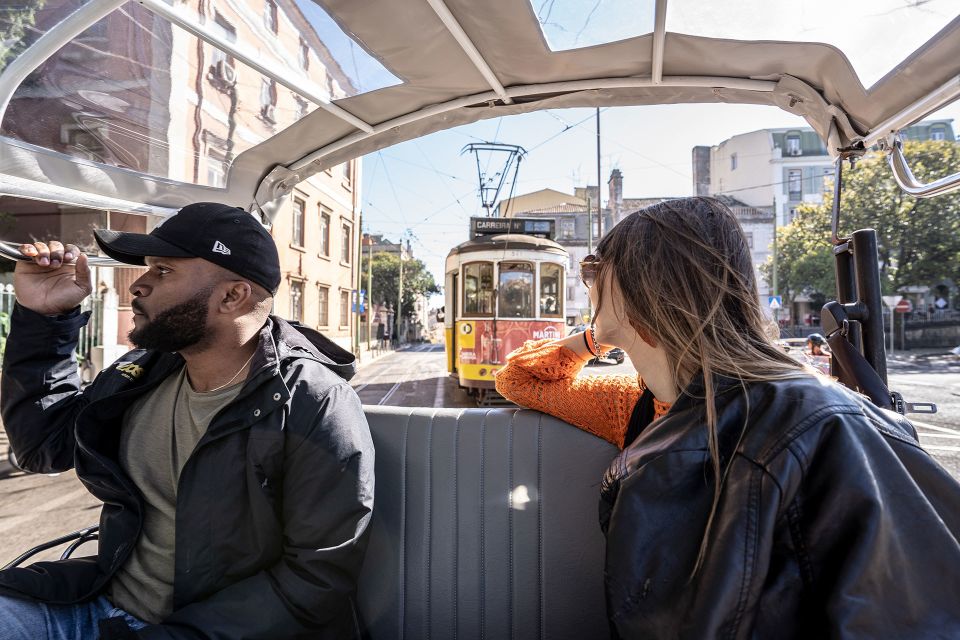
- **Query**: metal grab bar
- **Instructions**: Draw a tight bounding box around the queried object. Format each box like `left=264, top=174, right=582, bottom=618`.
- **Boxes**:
left=0, top=240, right=125, bottom=267
left=3, top=525, right=99, bottom=570
left=887, top=139, right=960, bottom=198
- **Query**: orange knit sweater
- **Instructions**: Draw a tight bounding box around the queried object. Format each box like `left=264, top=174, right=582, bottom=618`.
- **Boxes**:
left=494, top=339, right=671, bottom=449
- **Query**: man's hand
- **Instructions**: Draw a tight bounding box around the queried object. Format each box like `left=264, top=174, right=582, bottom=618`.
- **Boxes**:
left=14, top=241, right=93, bottom=315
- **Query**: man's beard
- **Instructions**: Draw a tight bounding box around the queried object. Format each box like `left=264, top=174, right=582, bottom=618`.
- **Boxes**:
left=129, top=287, right=215, bottom=352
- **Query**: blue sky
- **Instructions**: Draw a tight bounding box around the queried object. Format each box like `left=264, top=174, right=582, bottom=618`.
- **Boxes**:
left=359, top=100, right=960, bottom=295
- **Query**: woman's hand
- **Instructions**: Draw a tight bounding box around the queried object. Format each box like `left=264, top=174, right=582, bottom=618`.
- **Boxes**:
left=13, top=241, right=92, bottom=315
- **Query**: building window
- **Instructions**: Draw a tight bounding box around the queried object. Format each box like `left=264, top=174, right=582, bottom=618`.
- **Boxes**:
left=343, top=161, right=352, bottom=184
left=463, top=262, right=494, bottom=316
left=264, top=0, right=278, bottom=33
left=788, top=169, right=802, bottom=200
left=294, top=97, right=308, bottom=121
left=317, top=285, right=329, bottom=327
left=540, top=262, right=563, bottom=318
left=786, top=133, right=801, bottom=156
left=560, top=219, right=575, bottom=240
left=289, top=280, right=304, bottom=322
left=788, top=207, right=798, bottom=222
left=340, top=290, right=350, bottom=327
left=298, top=39, right=309, bottom=71
left=292, top=197, right=305, bottom=247
left=341, top=223, right=351, bottom=264
left=206, top=151, right=226, bottom=188
left=326, top=74, right=335, bottom=99
left=499, top=262, right=535, bottom=318
left=260, top=79, right=277, bottom=122
left=318, top=208, right=331, bottom=256
left=209, top=13, right=237, bottom=72
left=730, top=153, right=738, bottom=171
left=931, top=127, right=947, bottom=141
left=744, top=231, right=754, bottom=249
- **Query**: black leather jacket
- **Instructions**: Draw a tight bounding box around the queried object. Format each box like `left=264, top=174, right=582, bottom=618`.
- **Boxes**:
left=0, top=304, right=375, bottom=639
left=600, top=374, right=960, bottom=639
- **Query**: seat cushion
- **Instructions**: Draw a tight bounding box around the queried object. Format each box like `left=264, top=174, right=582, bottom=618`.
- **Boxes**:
left=358, top=407, right=618, bottom=640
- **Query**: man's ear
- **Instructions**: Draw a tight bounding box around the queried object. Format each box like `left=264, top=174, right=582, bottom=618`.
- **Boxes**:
left=218, top=281, right=253, bottom=312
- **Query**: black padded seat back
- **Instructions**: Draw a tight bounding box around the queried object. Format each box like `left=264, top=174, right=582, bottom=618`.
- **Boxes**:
left=358, top=407, right=618, bottom=640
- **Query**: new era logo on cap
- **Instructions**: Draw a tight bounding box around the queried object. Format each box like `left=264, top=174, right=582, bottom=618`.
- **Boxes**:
left=212, top=240, right=232, bottom=255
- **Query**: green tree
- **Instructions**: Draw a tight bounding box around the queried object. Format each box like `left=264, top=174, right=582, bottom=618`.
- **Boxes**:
left=362, top=251, right=439, bottom=328
left=762, top=140, right=960, bottom=306
left=1, top=2, right=47, bottom=70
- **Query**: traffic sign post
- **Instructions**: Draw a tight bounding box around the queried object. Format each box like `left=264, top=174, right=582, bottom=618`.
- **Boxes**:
left=881, top=296, right=902, bottom=355
left=768, top=296, right=782, bottom=327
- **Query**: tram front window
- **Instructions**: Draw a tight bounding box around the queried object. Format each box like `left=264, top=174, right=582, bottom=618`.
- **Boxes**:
left=540, top=263, right=563, bottom=318
left=499, top=262, right=534, bottom=318
left=463, top=261, right=494, bottom=316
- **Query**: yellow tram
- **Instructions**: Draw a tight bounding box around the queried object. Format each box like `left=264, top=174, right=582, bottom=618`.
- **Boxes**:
left=444, top=226, right=568, bottom=404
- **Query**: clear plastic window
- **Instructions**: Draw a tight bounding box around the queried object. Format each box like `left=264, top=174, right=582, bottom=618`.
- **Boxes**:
left=539, top=263, right=563, bottom=318
left=463, top=262, right=494, bottom=316
left=499, top=262, right=534, bottom=318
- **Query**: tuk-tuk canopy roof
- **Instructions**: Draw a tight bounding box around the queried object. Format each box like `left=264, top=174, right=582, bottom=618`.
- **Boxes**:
left=1, top=0, right=958, bottom=218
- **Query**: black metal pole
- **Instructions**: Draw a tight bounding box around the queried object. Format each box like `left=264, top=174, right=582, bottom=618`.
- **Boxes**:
left=851, top=229, right=887, bottom=384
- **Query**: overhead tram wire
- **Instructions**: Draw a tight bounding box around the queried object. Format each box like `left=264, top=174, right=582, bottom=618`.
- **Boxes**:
left=378, top=150, right=410, bottom=227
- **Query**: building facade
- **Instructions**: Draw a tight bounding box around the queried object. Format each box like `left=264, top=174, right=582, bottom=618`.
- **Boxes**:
left=693, top=119, right=956, bottom=321
left=0, top=0, right=363, bottom=362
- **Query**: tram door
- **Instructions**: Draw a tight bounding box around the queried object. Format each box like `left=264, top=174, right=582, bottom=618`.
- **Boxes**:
left=449, top=272, right=458, bottom=373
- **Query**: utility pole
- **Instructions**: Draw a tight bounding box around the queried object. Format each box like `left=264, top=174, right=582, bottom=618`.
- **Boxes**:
left=596, top=107, right=602, bottom=239
left=397, top=232, right=405, bottom=346
left=355, top=214, right=362, bottom=361
left=771, top=198, right=779, bottom=327
left=367, top=233, right=373, bottom=352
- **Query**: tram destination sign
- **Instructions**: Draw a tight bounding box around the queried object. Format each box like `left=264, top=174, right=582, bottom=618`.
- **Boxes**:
left=470, top=217, right=555, bottom=240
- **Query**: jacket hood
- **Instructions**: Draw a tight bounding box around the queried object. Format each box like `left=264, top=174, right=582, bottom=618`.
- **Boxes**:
left=266, top=315, right=358, bottom=382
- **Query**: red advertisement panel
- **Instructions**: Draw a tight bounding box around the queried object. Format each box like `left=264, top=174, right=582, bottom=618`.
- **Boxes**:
left=457, top=320, right=564, bottom=365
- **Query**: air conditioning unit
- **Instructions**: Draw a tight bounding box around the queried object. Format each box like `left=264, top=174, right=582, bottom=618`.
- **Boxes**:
left=261, top=104, right=276, bottom=123
left=217, top=60, right=237, bottom=85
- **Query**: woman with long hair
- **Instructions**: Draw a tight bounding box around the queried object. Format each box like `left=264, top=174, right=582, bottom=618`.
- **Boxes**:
left=495, top=197, right=960, bottom=638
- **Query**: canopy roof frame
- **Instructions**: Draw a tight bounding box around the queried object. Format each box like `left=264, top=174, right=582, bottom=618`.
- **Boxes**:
left=0, top=0, right=958, bottom=217
left=425, top=0, right=513, bottom=105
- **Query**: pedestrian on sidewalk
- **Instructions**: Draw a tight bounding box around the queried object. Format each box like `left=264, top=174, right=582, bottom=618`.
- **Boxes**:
left=0, top=203, right=374, bottom=639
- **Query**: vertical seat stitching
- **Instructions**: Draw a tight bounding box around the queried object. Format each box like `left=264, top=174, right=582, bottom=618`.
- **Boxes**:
left=425, top=409, right=435, bottom=640
left=508, top=410, right=516, bottom=640
left=399, top=410, right=411, bottom=640
left=453, top=410, right=462, bottom=640
left=480, top=409, right=490, bottom=640
left=537, top=413, right=544, bottom=640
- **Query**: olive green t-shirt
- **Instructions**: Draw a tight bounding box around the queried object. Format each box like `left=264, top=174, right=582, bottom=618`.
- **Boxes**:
left=110, top=366, right=243, bottom=623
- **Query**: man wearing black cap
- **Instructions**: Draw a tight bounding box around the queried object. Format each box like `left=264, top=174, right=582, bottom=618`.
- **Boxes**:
left=0, top=203, right=374, bottom=639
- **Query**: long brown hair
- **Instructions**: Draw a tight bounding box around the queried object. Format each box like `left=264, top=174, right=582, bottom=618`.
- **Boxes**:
left=594, top=196, right=807, bottom=573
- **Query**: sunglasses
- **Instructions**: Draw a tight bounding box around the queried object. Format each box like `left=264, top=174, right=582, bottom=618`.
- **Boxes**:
left=579, top=254, right=600, bottom=288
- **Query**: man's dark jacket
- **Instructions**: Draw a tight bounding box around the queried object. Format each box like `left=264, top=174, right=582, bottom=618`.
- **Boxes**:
left=0, top=303, right=375, bottom=639
left=601, top=375, right=960, bottom=639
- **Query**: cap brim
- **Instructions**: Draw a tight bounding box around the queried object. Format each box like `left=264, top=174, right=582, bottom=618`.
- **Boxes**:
left=94, top=229, right=194, bottom=266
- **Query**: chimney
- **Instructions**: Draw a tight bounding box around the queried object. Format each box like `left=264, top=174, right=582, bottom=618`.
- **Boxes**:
left=692, top=146, right=711, bottom=196
left=607, top=169, right=623, bottom=223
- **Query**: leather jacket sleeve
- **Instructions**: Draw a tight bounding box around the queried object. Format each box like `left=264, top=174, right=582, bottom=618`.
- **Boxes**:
left=0, top=303, right=91, bottom=473
left=133, top=382, right=375, bottom=639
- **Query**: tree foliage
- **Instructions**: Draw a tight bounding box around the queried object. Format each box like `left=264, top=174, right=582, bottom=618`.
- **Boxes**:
left=361, top=252, right=439, bottom=323
left=762, top=140, right=960, bottom=308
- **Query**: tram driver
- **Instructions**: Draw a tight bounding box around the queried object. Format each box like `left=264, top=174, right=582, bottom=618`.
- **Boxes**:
left=0, top=203, right=374, bottom=639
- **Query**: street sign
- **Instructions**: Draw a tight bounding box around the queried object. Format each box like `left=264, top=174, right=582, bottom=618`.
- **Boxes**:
left=768, top=295, right=782, bottom=310
left=881, top=295, right=903, bottom=308
left=895, top=299, right=913, bottom=313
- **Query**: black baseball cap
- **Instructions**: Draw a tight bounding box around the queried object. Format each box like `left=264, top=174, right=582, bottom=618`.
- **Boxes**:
left=94, top=202, right=281, bottom=294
